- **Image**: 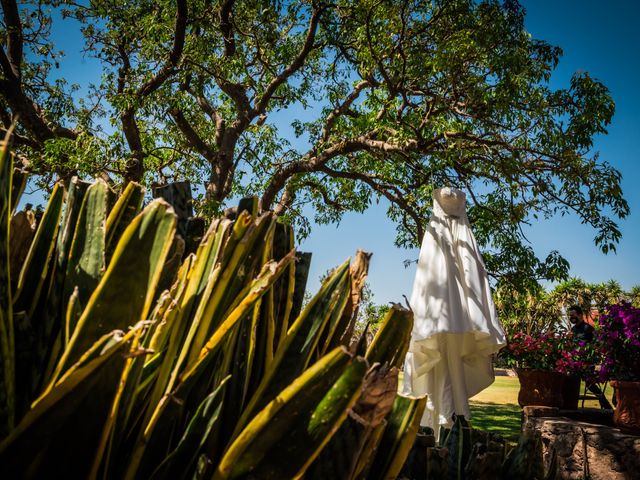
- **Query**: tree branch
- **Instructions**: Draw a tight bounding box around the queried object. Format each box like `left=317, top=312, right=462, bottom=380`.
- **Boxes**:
left=254, top=4, right=323, bottom=114
left=137, top=0, right=188, bottom=97
left=1, top=0, right=24, bottom=79
left=219, top=0, right=236, bottom=57
left=168, top=107, right=216, bottom=160
left=318, top=165, right=425, bottom=241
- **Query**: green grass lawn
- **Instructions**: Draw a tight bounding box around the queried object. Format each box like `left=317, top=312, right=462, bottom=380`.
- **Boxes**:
left=467, top=373, right=616, bottom=442
left=469, top=375, right=521, bottom=441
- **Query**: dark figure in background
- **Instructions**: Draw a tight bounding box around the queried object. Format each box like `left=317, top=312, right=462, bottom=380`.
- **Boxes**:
left=568, top=305, right=613, bottom=409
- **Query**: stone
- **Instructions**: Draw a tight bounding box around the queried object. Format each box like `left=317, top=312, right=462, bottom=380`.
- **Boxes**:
left=523, top=411, right=640, bottom=479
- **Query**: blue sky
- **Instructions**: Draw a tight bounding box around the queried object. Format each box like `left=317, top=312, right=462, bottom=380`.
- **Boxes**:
left=301, top=0, right=640, bottom=303
left=22, top=1, right=640, bottom=304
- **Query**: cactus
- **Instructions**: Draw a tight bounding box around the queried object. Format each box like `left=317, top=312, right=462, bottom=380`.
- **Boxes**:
left=0, top=141, right=424, bottom=479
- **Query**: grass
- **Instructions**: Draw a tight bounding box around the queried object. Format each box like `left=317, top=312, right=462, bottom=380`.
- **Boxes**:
left=469, top=375, right=521, bottom=442
left=466, top=373, right=616, bottom=442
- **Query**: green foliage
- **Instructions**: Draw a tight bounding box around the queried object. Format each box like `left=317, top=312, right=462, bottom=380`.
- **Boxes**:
left=1, top=0, right=629, bottom=292
left=0, top=149, right=422, bottom=479
left=495, top=276, right=635, bottom=339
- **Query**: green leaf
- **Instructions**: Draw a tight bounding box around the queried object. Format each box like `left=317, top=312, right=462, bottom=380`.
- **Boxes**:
left=0, top=327, right=139, bottom=479
left=366, top=393, right=428, bottom=480
left=366, top=304, right=413, bottom=369
left=63, top=178, right=108, bottom=315
left=149, top=376, right=230, bottom=480
left=0, top=132, right=15, bottom=435
left=13, top=182, right=65, bottom=317
left=51, top=199, right=176, bottom=377
left=213, top=347, right=367, bottom=479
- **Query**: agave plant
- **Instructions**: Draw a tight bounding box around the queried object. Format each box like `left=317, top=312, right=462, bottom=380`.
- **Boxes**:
left=400, top=415, right=558, bottom=480
left=0, top=135, right=424, bottom=479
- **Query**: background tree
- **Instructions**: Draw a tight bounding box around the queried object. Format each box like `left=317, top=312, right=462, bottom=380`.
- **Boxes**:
left=495, top=277, right=636, bottom=338
left=0, top=0, right=629, bottom=290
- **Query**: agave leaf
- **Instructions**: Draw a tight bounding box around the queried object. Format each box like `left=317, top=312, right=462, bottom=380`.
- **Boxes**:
left=9, top=168, right=27, bottom=215
left=271, top=222, right=295, bottom=352
left=10, top=183, right=64, bottom=418
left=306, top=364, right=399, bottom=480
left=13, top=182, right=64, bottom=317
left=366, top=304, right=413, bottom=369
left=0, top=327, right=139, bottom=479
left=185, top=212, right=274, bottom=368
left=443, top=415, right=473, bottom=480
left=366, top=393, right=428, bottom=480
left=149, top=376, right=230, bottom=480
left=165, top=218, right=233, bottom=384
left=291, top=251, right=312, bottom=321
left=500, top=430, right=545, bottom=479
left=104, top=181, right=144, bottom=259
left=56, top=177, right=91, bottom=275
left=328, top=249, right=372, bottom=351
left=213, top=347, right=367, bottom=480
left=0, top=131, right=15, bottom=435
left=50, top=199, right=176, bottom=378
left=63, top=179, right=108, bottom=317
left=89, top=326, right=147, bottom=479
left=218, top=217, right=277, bottom=439
left=125, top=252, right=295, bottom=480
left=233, top=259, right=351, bottom=436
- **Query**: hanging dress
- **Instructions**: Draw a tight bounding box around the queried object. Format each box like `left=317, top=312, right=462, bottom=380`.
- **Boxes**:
left=402, top=187, right=506, bottom=431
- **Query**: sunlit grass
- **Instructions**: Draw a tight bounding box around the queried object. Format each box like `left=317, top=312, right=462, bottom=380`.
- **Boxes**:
left=467, top=372, right=616, bottom=441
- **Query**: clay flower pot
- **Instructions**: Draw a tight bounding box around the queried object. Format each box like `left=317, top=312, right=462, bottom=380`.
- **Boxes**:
left=611, top=380, right=640, bottom=434
left=515, top=368, right=565, bottom=408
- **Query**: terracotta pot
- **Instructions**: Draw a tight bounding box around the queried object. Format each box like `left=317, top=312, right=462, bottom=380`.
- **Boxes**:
left=515, top=368, right=565, bottom=408
left=611, top=380, right=640, bottom=434
left=561, top=375, right=581, bottom=410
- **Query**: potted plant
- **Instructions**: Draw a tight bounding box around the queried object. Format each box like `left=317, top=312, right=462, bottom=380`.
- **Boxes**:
left=500, top=332, right=569, bottom=408
left=597, top=302, right=640, bottom=433
left=555, top=340, right=601, bottom=409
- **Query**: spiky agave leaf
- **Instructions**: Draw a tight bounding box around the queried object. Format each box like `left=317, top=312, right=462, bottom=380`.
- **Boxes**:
left=48, top=199, right=177, bottom=381
left=125, top=252, right=296, bottom=480
left=0, top=326, right=142, bottom=478
left=366, top=393, right=428, bottom=480
left=213, top=347, right=368, bottom=480
left=232, top=259, right=352, bottom=439
left=0, top=130, right=15, bottom=436
left=366, top=304, right=413, bottom=369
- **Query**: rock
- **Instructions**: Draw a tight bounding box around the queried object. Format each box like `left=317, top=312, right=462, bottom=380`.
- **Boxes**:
left=523, top=411, right=640, bottom=479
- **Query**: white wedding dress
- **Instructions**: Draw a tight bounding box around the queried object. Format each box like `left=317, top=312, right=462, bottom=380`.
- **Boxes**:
left=402, top=187, right=506, bottom=432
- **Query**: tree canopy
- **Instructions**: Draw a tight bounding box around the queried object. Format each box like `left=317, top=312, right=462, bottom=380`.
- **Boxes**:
left=0, top=0, right=629, bottom=289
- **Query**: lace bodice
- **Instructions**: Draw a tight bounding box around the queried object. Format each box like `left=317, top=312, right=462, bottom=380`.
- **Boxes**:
left=432, top=187, right=466, bottom=218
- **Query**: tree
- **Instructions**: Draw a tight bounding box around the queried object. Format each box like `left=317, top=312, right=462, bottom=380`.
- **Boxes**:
left=0, top=0, right=629, bottom=289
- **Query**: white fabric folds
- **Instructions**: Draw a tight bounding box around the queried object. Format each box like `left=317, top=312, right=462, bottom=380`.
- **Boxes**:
left=402, top=187, right=506, bottom=432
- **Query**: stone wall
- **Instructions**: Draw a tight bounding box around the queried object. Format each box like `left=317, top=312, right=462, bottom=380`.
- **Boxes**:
left=523, top=407, right=640, bottom=479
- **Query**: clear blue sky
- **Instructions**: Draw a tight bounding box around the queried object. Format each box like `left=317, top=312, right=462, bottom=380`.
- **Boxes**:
left=24, top=1, right=640, bottom=304
left=301, top=0, right=640, bottom=303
